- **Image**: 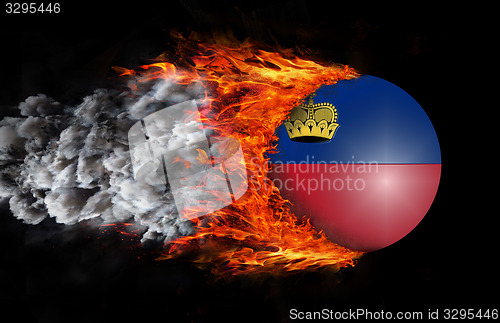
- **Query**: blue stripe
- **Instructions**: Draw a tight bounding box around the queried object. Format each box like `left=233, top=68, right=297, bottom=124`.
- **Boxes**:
left=270, top=75, right=441, bottom=164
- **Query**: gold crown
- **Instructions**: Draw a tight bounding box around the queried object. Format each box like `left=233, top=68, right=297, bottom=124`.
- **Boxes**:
left=284, top=93, right=339, bottom=142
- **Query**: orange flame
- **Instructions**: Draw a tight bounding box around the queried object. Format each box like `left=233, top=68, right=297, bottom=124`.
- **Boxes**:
left=116, top=32, right=363, bottom=276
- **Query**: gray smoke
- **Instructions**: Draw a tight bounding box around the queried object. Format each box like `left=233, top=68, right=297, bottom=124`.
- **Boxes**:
left=0, top=79, right=203, bottom=244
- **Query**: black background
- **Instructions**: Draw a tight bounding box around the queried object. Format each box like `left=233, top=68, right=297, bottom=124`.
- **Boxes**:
left=0, top=1, right=495, bottom=322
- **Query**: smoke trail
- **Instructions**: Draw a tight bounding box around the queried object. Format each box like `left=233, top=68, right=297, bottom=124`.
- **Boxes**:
left=0, top=78, right=204, bottom=244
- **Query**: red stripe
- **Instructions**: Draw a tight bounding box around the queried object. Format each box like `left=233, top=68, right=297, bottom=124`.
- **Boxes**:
left=269, top=164, right=441, bottom=251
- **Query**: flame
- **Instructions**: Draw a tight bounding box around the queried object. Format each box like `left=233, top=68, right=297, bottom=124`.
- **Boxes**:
left=172, top=156, right=192, bottom=169
left=195, top=148, right=211, bottom=165
left=116, top=32, right=363, bottom=276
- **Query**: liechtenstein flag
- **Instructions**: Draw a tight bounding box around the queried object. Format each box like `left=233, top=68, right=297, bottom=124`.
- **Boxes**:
left=269, top=75, right=441, bottom=251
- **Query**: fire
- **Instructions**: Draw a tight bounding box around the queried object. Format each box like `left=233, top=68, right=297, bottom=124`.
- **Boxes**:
left=116, top=32, right=363, bottom=276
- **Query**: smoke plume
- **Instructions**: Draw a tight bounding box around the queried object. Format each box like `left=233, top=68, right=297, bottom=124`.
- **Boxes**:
left=0, top=78, right=203, bottom=244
